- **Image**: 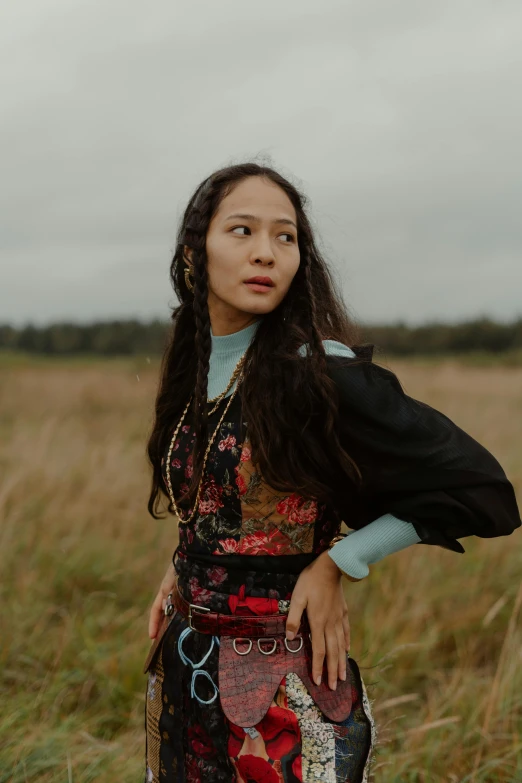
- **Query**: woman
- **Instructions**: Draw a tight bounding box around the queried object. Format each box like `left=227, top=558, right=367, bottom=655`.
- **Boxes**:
left=143, top=163, right=520, bottom=782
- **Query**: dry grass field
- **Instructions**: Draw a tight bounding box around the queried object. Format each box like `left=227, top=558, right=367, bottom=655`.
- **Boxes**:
left=0, top=353, right=521, bottom=782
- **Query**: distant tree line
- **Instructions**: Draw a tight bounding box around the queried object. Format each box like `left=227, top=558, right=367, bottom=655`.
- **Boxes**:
left=0, top=317, right=521, bottom=356
left=363, top=317, right=522, bottom=356
left=0, top=320, right=169, bottom=356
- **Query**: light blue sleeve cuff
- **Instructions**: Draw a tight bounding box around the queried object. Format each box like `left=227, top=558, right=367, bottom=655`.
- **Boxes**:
left=297, top=340, right=357, bottom=359
left=327, top=513, right=422, bottom=580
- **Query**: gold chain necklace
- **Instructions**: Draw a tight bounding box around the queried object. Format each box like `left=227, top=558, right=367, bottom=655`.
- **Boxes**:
left=206, top=351, right=247, bottom=406
left=165, top=353, right=247, bottom=525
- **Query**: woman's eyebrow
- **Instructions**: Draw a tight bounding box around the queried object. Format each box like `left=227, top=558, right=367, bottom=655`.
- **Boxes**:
left=224, top=213, right=297, bottom=230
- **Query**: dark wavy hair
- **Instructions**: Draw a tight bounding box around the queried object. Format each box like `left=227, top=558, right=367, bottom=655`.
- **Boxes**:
left=147, top=162, right=368, bottom=519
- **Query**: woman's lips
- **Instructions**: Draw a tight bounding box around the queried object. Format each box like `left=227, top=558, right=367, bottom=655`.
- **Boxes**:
left=244, top=282, right=274, bottom=293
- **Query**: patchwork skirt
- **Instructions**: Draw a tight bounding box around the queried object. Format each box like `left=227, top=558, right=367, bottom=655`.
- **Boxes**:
left=144, top=557, right=376, bottom=782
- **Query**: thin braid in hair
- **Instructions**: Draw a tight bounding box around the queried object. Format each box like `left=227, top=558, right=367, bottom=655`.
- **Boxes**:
left=303, top=247, right=327, bottom=371
left=182, top=181, right=215, bottom=508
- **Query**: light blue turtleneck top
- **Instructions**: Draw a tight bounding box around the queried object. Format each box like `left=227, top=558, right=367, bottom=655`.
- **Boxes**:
left=209, top=318, right=421, bottom=580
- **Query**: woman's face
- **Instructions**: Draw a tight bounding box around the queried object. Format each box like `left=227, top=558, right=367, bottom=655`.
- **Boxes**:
left=186, top=176, right=300, bottom=332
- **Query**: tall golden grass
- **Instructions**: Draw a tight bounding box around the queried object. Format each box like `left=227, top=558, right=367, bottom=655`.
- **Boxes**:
left=0, top=354, right=520, bottom=782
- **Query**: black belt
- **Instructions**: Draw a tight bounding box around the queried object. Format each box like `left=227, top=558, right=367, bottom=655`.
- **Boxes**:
left=173, top=547, right=317, bottom=574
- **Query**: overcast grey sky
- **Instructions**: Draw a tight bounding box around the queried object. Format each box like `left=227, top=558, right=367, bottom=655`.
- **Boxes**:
left=1, top=0, right=521, bottom=326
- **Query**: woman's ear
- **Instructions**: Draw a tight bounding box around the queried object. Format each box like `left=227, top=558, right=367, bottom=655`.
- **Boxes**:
left=183, top=246, right=193, bottom=266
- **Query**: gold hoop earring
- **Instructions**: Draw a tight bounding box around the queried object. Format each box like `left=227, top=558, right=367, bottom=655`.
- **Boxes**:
left=184, top=266, right=194, bottom=292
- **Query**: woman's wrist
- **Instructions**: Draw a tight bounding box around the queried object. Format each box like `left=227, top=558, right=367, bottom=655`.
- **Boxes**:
left=325, top=535, right=364, bottom=581
left=314, top=549, right=348, bottom=580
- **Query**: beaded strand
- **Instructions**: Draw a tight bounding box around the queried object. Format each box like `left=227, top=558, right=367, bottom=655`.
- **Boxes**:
left=165, top=353, right=247, bottom=525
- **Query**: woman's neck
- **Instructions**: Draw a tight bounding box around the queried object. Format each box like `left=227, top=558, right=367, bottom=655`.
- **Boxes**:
left=210, top=318, right=262, bottom=356
left=208, top=318, right=262, bottom=398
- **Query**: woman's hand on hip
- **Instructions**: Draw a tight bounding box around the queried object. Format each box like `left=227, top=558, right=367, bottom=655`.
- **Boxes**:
left=148, top=561, right=176, bottom=640
left=285, top=550, right=350, bottom=690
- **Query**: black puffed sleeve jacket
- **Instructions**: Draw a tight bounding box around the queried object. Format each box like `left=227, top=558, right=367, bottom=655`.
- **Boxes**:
left=325, top=346, right=521, bottom=553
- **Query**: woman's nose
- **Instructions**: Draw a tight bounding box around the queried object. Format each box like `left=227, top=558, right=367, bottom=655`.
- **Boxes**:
left=250, top=235, right=276, bottom=264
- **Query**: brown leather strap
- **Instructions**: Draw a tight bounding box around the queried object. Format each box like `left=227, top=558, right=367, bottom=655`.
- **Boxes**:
left=172, top=580, right=292, bottom=637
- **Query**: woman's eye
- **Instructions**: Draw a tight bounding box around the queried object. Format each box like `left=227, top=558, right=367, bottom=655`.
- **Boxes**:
left=231, top=226, right=294, bottom=242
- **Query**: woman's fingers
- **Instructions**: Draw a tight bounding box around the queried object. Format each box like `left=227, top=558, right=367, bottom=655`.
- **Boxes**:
left=324, top=625, right=340, bottom=690
left=342, top=604, right=351, bottom=651
left=310, top=616, right=348, bottom=689
left=310, top=624, right=326, bottom=686
left=336, top=624, right=347, bottom=681
left=281, top=556, right=353, bottom=690
left=148, top=590, right=164, bottom=639
left=286, top=595, right=306, bottom=641
left=148, top=563, right=177, bottom=640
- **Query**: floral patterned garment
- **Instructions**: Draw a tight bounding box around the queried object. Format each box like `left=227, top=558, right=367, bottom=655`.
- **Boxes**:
left=144, top=393, right=376, bottom=782
left=164, top=392, right=341, bottom=559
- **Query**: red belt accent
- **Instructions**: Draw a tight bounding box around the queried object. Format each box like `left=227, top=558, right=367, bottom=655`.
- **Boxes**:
left=171, top=580, right=303, bottom=637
